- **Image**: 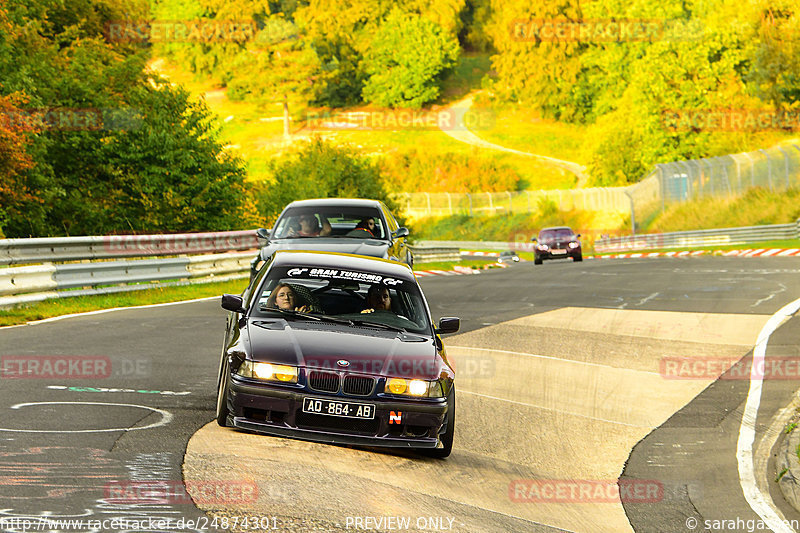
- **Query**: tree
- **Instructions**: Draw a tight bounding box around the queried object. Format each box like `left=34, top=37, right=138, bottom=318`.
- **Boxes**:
left=362, top=10, right=460, bottom=108
left=255, top=138, right=401, bottom=223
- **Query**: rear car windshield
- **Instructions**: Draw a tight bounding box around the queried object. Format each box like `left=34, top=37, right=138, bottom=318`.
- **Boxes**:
left=251, top=265, right=431, bottom=334
left=272, top=206, right=386, bottom=239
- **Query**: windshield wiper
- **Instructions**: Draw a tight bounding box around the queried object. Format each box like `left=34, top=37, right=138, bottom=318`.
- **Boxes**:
left=349, top=319, right=406, bottom=332
left=263, top=308, right=354, bottom=325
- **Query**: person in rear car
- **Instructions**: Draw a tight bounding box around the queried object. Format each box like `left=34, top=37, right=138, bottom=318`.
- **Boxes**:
left=361, top=285, right=391, bottom=313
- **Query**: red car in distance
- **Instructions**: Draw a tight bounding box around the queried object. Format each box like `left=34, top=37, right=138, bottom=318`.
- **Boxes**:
left=532, top=226, right=582, bottom=265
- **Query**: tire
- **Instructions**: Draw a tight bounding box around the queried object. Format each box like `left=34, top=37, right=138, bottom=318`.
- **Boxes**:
left=215, top=357, right=231, bottom=427
left=574, top=253, right=583, bottom=262
left=534, top=256, right=543, bottom=265
left=421, top=386, right=455, bottom=458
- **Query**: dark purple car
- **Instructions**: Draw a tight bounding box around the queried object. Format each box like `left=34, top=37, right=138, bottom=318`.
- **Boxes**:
left=217, top=251, right=459, bottom=457
left=532, top=226, right=582, bottom=264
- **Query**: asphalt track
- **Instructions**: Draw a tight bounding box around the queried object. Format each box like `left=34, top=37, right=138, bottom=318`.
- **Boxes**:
left=2, top=256, right=800, bottom=533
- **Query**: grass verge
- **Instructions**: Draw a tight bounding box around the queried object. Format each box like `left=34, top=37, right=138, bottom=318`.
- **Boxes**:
left=0, top=279, right=249, bottom=327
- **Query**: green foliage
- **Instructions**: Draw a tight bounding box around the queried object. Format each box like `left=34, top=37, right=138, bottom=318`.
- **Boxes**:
left=0, top=0, right=250, bottom=237
left=380, top=149, right=520, bottom=192
left=361, top=11, right=460, bottom=109
left=254, top=138, right=401, bottom=223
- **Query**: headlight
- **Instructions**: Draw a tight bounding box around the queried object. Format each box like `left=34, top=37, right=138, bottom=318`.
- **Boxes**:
left=237, top=361, right=298, bottom=383
left=537, top=244, right=549, bottom=251
left=385, top=378, right=443, bottom=398
left=568, top=241, right=580, bottom=249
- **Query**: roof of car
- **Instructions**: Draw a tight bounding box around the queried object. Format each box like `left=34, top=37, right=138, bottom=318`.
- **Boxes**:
left=540, top=226, right=574, bottom=232
left=286, top=198, right=383, bottom=208
left=270, top=250, right=414, bottom=279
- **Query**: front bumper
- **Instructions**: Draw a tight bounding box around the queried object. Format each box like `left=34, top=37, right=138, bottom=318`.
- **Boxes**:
left=536, top=248, right=581, bottom=260
left=228, top=378, right=448, bottom=449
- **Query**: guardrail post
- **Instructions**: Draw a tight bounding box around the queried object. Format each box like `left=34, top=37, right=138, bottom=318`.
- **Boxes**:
left=777, top=146, right=790, bottom=188
left=446, top=192, right=452, bottom=215
left=507, top=191, right=512, bottom=214
left=467, top=193, right=473, bottom=216
left=624, top=190, right=635, bottom=236
left=759, top=149, right=772, bottom=190
left=424, top=192, right=431, bottom=215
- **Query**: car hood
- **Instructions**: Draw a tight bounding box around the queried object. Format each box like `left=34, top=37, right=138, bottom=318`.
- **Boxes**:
left=245, top=321, right=441, bottom=379
left=261, top=239, right=389, bottom=259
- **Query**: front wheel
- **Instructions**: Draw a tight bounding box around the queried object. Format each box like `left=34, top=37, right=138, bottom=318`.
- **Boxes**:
left=421, top=387, right=455, bottom=458
left=216, top=358, right=231, bottom=426
left=534, top=256, right=543, bottom=265
left=574, top=253, right=583, bottom=262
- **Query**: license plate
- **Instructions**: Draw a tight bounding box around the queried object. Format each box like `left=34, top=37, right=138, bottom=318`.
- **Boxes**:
left=302, top=398, right=375, bottom=419
left=551, top=249, right=567, bottom=255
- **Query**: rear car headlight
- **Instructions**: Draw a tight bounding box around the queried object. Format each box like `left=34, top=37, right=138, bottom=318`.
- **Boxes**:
left=385, top=378, right=443, bottom=398
left=568, top=242, right=580, bottom=249
left=237, top=361, right=298, bottom=383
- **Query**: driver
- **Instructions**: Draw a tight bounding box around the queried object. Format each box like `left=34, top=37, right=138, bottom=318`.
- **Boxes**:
left=361, top=285, right=391, bottom=313
left=289, top=213, right=332, bottom=237
left=266, top=283, right=310, bottom=313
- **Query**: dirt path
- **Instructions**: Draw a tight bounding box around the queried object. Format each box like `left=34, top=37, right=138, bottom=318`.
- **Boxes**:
left=441, top=94, right=590, bottom=186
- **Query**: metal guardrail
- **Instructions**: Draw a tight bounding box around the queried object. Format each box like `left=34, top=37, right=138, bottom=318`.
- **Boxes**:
left=408, top=246, right=460, bottom=263
left=595, top=219, right=800, bottom=252
left=0, top=231, right=464, bottom=308
left=0, top=231, right=259, bottom=266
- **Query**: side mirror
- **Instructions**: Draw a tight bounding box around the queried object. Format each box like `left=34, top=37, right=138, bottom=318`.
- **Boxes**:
left=393, top=227, right=410, bottom=240
left=221, top=294, right=246, bottom=314
left=256, top=228, right=271, bottom=241
left=531, top=238, right=538, bottom=243
left=575, top=234, right=581, bottom=238
left=436, top=317, right=460, bottom=335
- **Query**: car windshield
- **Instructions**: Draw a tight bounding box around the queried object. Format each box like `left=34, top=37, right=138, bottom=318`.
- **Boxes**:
left=539, top=229, right=576, bottom=240
left=272, top=206, right=386, bottom=239
left=251, top=265, right=431, bottom=334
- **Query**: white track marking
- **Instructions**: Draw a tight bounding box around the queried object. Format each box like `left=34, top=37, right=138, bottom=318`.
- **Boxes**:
left=737, top=297, right=800, bottom=532
left=0, top=401, right=173, bottom=433
left=0, top=296, right=217, bottom=330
